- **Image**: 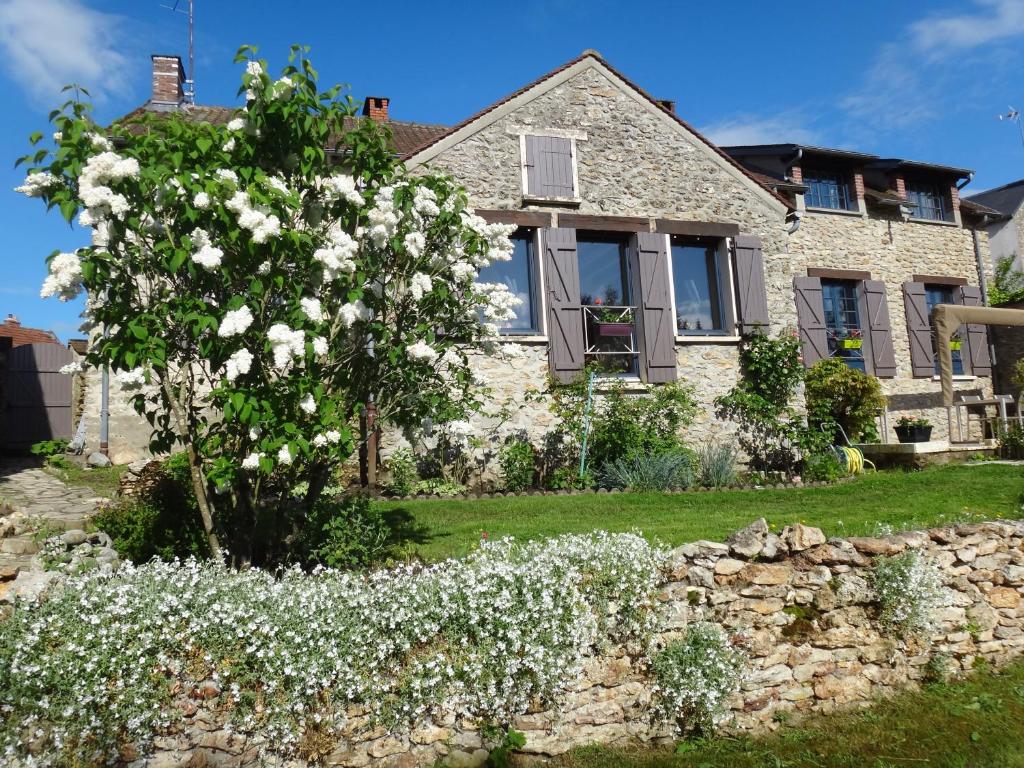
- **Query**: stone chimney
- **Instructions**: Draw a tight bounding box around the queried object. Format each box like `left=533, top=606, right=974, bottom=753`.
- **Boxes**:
left=4, top=314, right=19, bottom=327
left=151, top=55, right=185, bottom=107
left=362, top=96, right=390, bottom=122
left=657, top=98, right=676, bottom=113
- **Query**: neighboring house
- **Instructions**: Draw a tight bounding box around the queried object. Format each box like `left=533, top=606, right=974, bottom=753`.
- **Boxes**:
left=965, top=180, right=1024, bottom=273
left=0, top=315, right=60, bottom=347
left=96, top=51, right=1001, bottom=462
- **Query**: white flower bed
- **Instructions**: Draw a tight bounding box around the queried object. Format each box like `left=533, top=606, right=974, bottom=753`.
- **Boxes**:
left=0, top=532, right=665, bottom=764
left=871, top=550, right=949, bottom=636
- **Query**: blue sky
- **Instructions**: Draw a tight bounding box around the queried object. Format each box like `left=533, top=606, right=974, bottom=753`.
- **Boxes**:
left=2, top=0, right=1023, bottom=341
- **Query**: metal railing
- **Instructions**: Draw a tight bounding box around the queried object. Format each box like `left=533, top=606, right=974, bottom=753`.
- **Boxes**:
left=582, top=305, right=638, bottom=357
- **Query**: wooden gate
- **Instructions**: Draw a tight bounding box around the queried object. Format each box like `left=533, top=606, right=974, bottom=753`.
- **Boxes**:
left=2, top=342, right=73, bottom=451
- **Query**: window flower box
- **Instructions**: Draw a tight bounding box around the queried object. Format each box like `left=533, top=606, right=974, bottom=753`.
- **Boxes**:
left=839, top=338, right=863, bottom=350
left=949, top=340, right=963, bottom=351
left=596, top=322, right=634, bottom=337
left=895, top=417, right=932, bottom=443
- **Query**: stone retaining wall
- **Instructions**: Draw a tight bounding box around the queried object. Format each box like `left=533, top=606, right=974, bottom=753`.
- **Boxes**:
left=132, top=518, right=1024, bottom=768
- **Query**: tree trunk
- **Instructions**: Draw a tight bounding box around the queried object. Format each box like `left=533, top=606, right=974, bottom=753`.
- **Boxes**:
left=185, top=443, right=223, bottom=560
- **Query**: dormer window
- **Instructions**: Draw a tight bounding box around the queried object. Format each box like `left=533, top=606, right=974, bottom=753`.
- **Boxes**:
left=803, top=170, right=854, bottom=210
left=521, top=134, right=580, bottom=203
left=905, top=182, right=952, bottom=222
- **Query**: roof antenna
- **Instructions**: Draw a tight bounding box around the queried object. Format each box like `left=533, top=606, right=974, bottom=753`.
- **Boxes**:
left=998, top=106, right=1023, bottom=150
left=161, top=0, right=195, bottom=104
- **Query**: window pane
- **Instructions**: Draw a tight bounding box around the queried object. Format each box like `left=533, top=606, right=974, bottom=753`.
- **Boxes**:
left=804, top=171, right=850, bottom=210
left=578, top=238, right=630, bottom=306
left=821, top=279, right=866, bottom=371
left=907, top=183, right=949, bottom=221
left=925, top=284, right=964, bottom=374
left=476, top=233, right=535, bottom=332
left=671, top=240, right=723, bottom=332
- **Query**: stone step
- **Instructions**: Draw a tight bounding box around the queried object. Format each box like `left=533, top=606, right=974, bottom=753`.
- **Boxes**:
left=0, top=537, right=40, bottom=556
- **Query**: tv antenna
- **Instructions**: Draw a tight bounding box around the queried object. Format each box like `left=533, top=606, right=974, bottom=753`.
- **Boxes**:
left=161, top=0, right=195, bottom=104
left=998, top=106, right=1024, bottom=150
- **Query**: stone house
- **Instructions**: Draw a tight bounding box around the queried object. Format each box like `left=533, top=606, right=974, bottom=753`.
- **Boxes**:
left=967, top=179, right=1024, bottom=272
left=94, top=51, right=1002, bottom=463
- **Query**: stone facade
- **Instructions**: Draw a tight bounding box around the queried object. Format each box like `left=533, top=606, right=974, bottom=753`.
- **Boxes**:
left=785, top=209, right=994, bottom=442
left=127, top=518, right=1024, bottom=767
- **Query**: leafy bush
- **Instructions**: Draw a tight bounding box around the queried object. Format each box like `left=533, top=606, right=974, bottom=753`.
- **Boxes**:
left=696, top=440, right=738, bottom=488
left=872, top=550, right=949, bottom=636
left=0, top=531, right=665, bottom=765
left=805, top=358, right=886, bottom=443
left=652, top=622, right=745, bottom=734
left=802, top=450, right=845, bottom=482
left=997, top=422, right=1024, bottom=460
left=29, top=439, right=68, bottom=458
left=544, top=466, right=593, bottom=491
left=988, top=255, right=1024, bottom=306
left=715, top=332, right=820, bottom=475
left=385, top=448, right=418, bottom=496
left=296, top=494, right=392, bottom=569
left=499, top=438, right=536, bottom=492
left=413, top=478, right=466, bottom=496
left=600, top=450, right=695, bottom=491
left=90, top=454, right=209, bottom=563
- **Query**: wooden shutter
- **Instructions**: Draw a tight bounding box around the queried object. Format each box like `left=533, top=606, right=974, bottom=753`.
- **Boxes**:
left=862, top=280, right=897, bottom=378
left=543, top=228, right=584, bottom=383
left=794, top=276, right=828, bottom=367
left=525, top=135, right=574, bottom=198
left=902, top=282, right=935, bottom=378
left=732, top=234, right=770, bottom=332
left=958, top=284, right=992, bottom=376
left=631, top=232, right=678, bottom=383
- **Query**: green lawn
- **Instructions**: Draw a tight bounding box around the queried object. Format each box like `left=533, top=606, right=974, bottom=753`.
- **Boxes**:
left=552, top=659, right=1024, bottom=768
left=45, top=462, right=128, bottom=498
left=378, top=464, right=1024, bottom=562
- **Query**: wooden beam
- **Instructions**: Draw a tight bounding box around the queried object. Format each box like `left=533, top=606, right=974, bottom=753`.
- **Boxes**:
left=558, top=213, right=651, bottom=232
left=807, top=267, right=873, bottom=281
left=655, top=219, right=740, bottom=237
left=474, top=209, right=554, bottom=227
left=913, top=274, right=968, bottom=286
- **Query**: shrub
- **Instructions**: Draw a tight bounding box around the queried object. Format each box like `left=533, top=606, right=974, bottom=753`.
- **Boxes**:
left=696, top=440, right=738, bottom=488
left=90, top=454, right=209, bottom=563
left=600, top=450, right=695, bottom=491
left=996, top=422, right=1024, bottom=460
left=872, top=550, right=949, bottom=636
left=0, top=531, right=665, bottom=764
left=805, top=358, right=886, bottom=443
left=715, top=332, right=814, bottom=475
left=385, top=448, right=418, bottom=496
left=652, top=622, right=744, bottom=733
left=499, top=438, right=536, bottom=492
left=988, top=255, right=1024, bottom=306
left=297, top=494, right=392, bottom=569
left=802, top=450, right=845, bottom=483
left=29, top=439, right=68, bottom=458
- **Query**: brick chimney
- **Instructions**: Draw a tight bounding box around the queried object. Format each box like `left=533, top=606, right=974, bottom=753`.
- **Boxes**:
left=362, top=96, right=389, bottom=122
left=151, top=55, right=185, bottom=107
left=656, top=98, right=676, bottom=113
left=4, top=314, right=19, bottom=327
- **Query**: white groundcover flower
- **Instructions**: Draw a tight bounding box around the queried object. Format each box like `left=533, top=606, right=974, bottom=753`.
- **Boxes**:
left=224, top=349, right=253, bottom=382
left=218, top=306, right=254, bottom=338
left=406, top=340, right=438, bottom=363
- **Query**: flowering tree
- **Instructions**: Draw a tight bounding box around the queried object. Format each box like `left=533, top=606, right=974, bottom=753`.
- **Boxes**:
left=16, top=46, right=518, bottom=563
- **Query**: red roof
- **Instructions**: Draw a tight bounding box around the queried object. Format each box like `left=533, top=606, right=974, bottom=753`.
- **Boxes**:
left=0, top=318, right=60, bottom=347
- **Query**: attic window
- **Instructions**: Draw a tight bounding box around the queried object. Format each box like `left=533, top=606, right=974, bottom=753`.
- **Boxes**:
left=521, top=134, right=579, bottom=203
left=906, top=182, right=952, bottom=222
left=803, top=170, right=854, bottom=211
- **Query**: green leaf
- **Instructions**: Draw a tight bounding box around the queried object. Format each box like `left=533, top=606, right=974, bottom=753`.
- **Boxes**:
left=196, top=137, right=213, bottom=154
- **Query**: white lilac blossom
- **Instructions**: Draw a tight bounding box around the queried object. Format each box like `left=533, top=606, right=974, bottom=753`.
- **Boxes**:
left=257, top=260, right=271, bottom=275
left=312, top=433, right=328, bottom=448
left=314, top=226, right=358, bottom=281
left=193, top=191, right=211, bottom=209
left=14, top=171, right=61, bottom=197
left=40, top=252, right=84, bottom=301
left=58, top=361, right=84, bottom=375
left=366, top=186, right=400, bottom=247
left=404, top=232, right=426, bottom=259
left=246, top=61, right=263, bottom=77
left=277, top=444, right=293, bottom=465
left=226, top=191, right=282, bottom=243
left=218, top=306, right=254, bottom=338
left=76, top=151, right=139, bottom=221
left=89, top=132, right=113, bottom=150
left=475, top=281, right=522, bottom=325
left=215, top=169, right=239, bottom=185
left=224, top=349, right=254, bottom=382
left=298, top=394, right=316, bottom=414
left=408, top=272, right=432, bottom=302
left=337, top=300, right=369, bottom=329
left=190, top=228, right=223, bottom=271
left=325, top=429, right=342, bottom=444
left=299, top=297, right=324, bottom=323
left=406, top=340, right=438, bottom=363
left=227, top=117, right=247, bottom=132
left=413, top=185, right=440, bottom=218
left=267, top=324, right=305, bottom=370
left=241, top=452, right=263, bottom=470
left=0, top=532, right=664, bottom=764
left=223, top=137, right=237, bottom=153
left=264, top=176, right=290, bottom=196
left=322, top=174, right=363, bottom=206
left=115, top=368, right=146, bottom=392
left=312, top=336, right=329, bottom=356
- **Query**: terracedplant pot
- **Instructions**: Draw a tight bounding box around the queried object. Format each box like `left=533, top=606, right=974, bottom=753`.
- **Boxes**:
left=895, top=425, right=933, bottom=443
left=596, top=322, right=634, bottom=337
left=949, top=341, right=963, bottom=351
left=839, top=338, right=863, bottom=350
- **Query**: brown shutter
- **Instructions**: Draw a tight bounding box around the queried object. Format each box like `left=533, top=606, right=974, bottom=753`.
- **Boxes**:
left=543, top=227, right=584, bottom=383
left=525, top=135, right=574, bottom=198
left=902, top=282, right=935, bottom=377
left=714, top=242, right=737, bottom=335
left=862, top=280, right=897, bottom=377
left=630, top=232, right=677, bottom=383
left=794, top=276, right=828, bottom=367
left=732, top=234, right=770, bottom=332
left=958, top=284, right=992, bottom=376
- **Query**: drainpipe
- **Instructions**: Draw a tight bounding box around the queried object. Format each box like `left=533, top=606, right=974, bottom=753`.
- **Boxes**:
left=972, top=217, right=999, bottom=371
left=100, top=364, right=109, bottom=456
left=957, top=172, right=974, bottom=191
left=787, top=210, right=803, bottom=234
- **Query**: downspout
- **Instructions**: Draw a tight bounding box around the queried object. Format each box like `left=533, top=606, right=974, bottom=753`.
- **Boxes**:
left=957, top=172, right=974, bottom=191
left=786, top=148, right=804, bottom=234
left=971, top=215, right=999, bottom=371
left=787, top=210, right=803, bottom=234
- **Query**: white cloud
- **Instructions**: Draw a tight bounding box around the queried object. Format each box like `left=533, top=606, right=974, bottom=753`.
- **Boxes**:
left=700, top=112, right=820, bottom=147
left=908, top=0, right=1024, bottom=56
left=0, top=0, right=131, bottom=103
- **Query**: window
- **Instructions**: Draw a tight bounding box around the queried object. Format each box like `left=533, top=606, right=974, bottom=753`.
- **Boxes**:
left=804, top=170, right=853, bottom=210
left=475, top=230, right=539, bottom=334
left=821, top=279, right=866, bottom=371
left=906, top=182, right=951, bottom=222
left=924, top=285, right=964, bottom=375
left=577, top=235, right=637, bottom=376
left=523, top=135, right=577, bottom=200
left=670, top=237, right=725, bottom=333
